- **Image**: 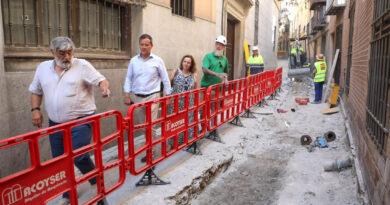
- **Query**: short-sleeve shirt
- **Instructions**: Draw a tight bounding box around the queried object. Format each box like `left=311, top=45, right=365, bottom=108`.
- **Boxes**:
left=200, top=52, right=229, bottom=88
left=29, top=58, right=105, bottom=123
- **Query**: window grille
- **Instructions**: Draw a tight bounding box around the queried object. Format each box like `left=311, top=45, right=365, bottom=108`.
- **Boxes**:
left=334, top=24, right=343, bottom=85
left=345, top=2, right=355, bottom=96
left=1, top=0, right=129, bottom=51
left=171, top=0, right=193, bottom=19
left=366, top=0, right=390, bottom=154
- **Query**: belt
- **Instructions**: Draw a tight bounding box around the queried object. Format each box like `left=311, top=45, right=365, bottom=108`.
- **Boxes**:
left=135, top=91, right=160, bottom=98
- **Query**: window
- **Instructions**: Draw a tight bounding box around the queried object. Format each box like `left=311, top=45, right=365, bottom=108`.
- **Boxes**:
left=171, top=0, right=193, bottom=19
left=1, top=0, right=131, bottom=51
left=345, top=3, right=355, bottom=96
left=366, top=0, right=390, bottom=154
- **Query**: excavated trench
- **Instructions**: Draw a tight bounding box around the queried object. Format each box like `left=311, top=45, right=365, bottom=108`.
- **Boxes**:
left=167, top=156, right=233, bottom=205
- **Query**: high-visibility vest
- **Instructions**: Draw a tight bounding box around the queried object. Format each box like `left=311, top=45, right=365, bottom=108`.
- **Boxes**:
left=247, top=55, right=264, bottom=64
left=314, top=60, right=327, bottom=82
left=291, top=48, right=297, bottom=54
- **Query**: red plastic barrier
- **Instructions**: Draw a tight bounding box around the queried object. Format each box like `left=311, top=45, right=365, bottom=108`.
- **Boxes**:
left=276, top=67, right=283, bottom=89
left=206, top=78, right=247, bottom=131
left=246, top=73, right=264, bottom=108
left=126, top=88, right=207, bottom=175
left=0, top=68, right=284, bottom=205
left=263, top=70, right=275, bottom=96
left=0, top=111, right=126, bottom=205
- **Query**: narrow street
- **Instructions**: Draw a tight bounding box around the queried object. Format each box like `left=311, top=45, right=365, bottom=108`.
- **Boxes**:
left=93, top=60, right=362, bottom=205
left=1, top=0, right=389, bottom=204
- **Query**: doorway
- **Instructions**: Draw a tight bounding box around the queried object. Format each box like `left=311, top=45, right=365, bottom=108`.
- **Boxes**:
left=226, top=18, right=236, bottom=80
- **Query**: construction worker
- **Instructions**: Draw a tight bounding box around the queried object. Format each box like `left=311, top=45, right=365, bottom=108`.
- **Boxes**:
left=290, top=44, right=297, bottom=68
left=312, top=54, right=327, bottom=104
left=247, top=46, right=264, bottom=64
left=247, top=46, right=264, bottom=74
left=299, top=46, right=307, bottom=64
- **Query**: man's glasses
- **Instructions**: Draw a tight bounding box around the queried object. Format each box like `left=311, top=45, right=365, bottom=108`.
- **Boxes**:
left=218, top=60, right=222, bottom=68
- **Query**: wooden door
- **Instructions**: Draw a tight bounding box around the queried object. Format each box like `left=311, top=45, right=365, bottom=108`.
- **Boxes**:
left=226, top=19, right=235, bottom=80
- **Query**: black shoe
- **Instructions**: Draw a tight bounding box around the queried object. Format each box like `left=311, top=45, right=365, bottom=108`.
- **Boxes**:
left=141, top=156, right=147, bottom=163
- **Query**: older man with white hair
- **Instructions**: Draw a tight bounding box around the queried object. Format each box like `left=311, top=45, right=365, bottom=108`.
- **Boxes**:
left=200, top=35, right=229, bottom=143
left=29, top=36, right=110, bottom=203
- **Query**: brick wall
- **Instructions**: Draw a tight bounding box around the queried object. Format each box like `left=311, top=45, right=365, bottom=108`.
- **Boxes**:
left=341, top=0, right=390, bottom=204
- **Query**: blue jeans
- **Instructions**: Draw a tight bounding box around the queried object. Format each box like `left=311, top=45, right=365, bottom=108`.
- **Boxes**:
left=49, top=117, right=96, bottom=199
left=314, top=81, right=324, bottom=102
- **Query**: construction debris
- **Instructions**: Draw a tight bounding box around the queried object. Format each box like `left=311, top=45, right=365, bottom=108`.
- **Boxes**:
left=324, top=131, right=336, bottom=142
left=323, top=157, right=352, bottom=172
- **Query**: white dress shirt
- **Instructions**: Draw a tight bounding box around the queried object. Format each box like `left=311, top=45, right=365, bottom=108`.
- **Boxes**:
left=123, top=53, right=172, bottom=95
left=29, top=58, right=106, bottom=123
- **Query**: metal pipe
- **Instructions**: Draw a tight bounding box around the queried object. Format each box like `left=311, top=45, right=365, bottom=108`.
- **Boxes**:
left=88, top=0, right=90, bottom=47
left=58, top=0, right=62, bottom=35
left=118, top=3, right=121, bottom=50
left=22, top=0, right=27, bottom=46
left=6, top=0, right=13, bottom=45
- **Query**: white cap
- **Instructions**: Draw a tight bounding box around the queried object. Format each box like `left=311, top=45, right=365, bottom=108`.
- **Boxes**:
left=216, top=35, right=227, bottom=45
left=252, top=46, right=259, bottom=51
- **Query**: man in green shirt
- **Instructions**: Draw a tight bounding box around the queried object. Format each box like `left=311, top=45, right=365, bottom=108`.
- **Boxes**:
left=201, top=35, right=229, bottom=143
left=200, top=35, right=229, bottom=88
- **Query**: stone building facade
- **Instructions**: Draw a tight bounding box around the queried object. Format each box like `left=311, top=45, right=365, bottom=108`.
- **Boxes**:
left=0, top=0, right=279, bottom=179
left=338, top=0, right=390, bottom=204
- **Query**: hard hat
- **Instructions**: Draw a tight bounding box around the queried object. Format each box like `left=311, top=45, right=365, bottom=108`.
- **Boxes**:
left=216, top=35, right=227, bottom=45
left=316, top=54, right=324, bottom=60
left=252, top=46, right=259, bottom=51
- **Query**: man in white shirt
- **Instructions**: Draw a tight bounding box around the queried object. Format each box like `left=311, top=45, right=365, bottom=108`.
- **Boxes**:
left=29, top=36, right=110, bottom=203
left=123, top=34, right=171, bottom=162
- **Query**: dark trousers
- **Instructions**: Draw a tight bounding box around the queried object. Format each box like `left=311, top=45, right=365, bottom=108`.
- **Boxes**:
left=49, top=118, right=96, bottom=199
left=314, top=81, right=324, bottom=102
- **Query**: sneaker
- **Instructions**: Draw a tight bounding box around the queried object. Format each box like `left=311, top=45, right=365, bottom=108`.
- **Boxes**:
left=141, top=155, right=147, bottom=163
left=311, top=101, right=320, bottom=104
left=141, top=152, right=156, bottom=163
left=58, top=198, right=70, bottom=205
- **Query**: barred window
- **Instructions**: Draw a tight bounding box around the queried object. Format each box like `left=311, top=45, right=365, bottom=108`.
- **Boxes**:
left=366, top=0, right=390, bottom=154
left=171, top=0, right=193, bottom=19
left=345, top=2, right=355, bottom=96
left=1, top=0, right=130, bottom=51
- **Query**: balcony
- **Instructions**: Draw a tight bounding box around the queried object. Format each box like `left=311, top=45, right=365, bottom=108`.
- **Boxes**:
left=325, top=0, right=346, bottom=15
left=309, top=18, right=318, bottom=35
left=311, top=6, right=326, bottom=32
left=310, top=0, right=326, bottom=10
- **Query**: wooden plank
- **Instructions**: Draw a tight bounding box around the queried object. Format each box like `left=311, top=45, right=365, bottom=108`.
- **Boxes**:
left=322, top=49, right=340, bottom=103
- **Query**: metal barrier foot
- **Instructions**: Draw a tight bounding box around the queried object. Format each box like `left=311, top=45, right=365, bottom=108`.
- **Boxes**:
left=206, top=130, right=224, bottom=143
left=185, top=142, right=202, bottom=155
left=97, top=198, right=109, bottom=205
left=135, top=168, right=170, bottom=186
left=229, top=116, right=244, bottom=127
left=241, top=109, right=256, bottom=118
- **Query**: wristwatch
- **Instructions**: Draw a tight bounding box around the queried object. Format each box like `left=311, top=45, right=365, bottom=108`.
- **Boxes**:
left=31, top=107, right=41, bottom=112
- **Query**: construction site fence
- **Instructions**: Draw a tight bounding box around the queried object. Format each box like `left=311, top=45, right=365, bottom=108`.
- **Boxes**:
left=0, top=67, right=282, bottom=205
